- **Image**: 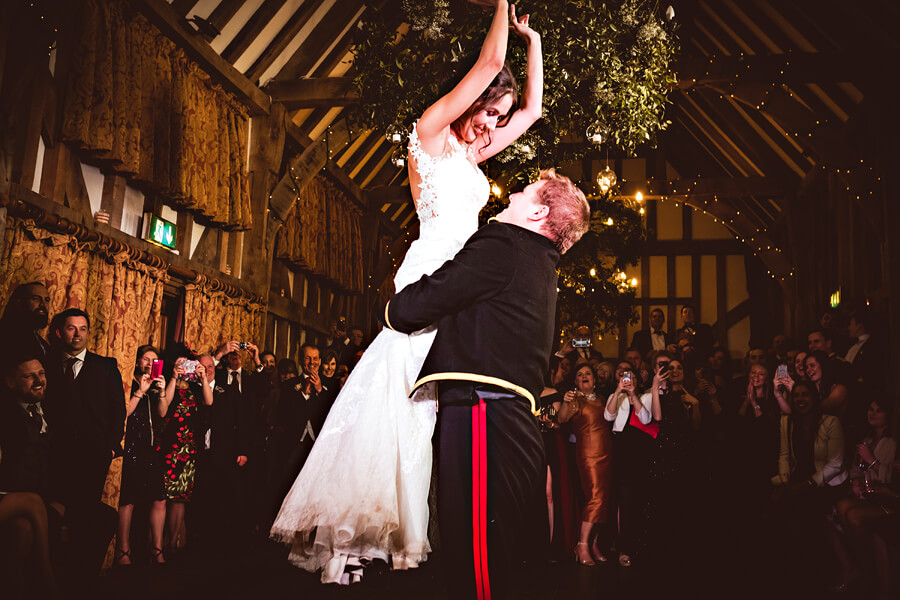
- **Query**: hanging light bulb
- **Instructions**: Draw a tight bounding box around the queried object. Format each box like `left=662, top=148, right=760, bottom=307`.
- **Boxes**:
left=597, top=166, right=617, bottom=193
left=586, top=120, right=610, bottom=145
left=488, top=178, right=502, bottom=199
left=390, top=146, right=407, bottom=168
left=605, top=217, right=614, bottom=226
left=630, top=277, right=638, bottom=287
left=635, top=191, right=643, bottom=203
left=589, top=268, right=596, bottom=277
left=385, top=123, right=406, bottom=144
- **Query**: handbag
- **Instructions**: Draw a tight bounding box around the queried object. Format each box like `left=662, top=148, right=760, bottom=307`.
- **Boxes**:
left=627, top=406, right=659, bottom=439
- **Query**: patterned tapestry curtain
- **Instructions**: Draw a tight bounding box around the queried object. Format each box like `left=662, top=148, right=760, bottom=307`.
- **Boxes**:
left=61, top=0, right=252, bottom=229
left=182, top=283, right=265, bottom=357
left=0, top=217, right=167, bottom=513
left=276, top=175, right=364, bottom=293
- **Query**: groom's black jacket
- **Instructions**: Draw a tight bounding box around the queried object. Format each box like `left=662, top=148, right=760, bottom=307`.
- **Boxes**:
left=384, top=222, right=560, bottom=414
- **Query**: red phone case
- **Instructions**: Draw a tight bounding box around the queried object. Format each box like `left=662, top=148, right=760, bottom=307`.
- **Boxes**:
left=151, top=360, right=163, bottom=379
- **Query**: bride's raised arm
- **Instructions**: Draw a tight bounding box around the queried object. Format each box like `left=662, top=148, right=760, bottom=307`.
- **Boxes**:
left=415, top=0, right=511, bottom=155
left=473, top=6, right=542, bottom=162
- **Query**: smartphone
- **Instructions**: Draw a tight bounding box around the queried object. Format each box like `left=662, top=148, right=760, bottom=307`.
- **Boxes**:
left=776, top=364, right=789, bottom=379
left=150, top=359, right=164, bottom=379
left=622, top=371, right=633, bottom=384
left=658, top=361, right=670, bottom=374
left=572, top=338, right=590, bottom=348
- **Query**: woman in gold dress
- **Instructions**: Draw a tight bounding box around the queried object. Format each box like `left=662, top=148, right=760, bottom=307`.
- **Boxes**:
left=556, top=364, right=613, bottom=565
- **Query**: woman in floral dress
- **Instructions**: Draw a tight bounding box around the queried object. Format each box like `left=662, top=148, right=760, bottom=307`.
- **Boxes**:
left=156, top=347, right=213, bottom=550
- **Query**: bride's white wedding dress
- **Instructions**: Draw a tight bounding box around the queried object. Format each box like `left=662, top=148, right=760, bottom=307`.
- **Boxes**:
left=270, top=124, right=489, bottom=584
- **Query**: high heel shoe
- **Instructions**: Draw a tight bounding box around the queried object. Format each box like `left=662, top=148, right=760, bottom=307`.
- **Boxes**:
left=574, top=542, right=595, bottom=566
left=591, top=539, right=610, bottom=563
left=114, top=547, right=133, bottom=568
left=150, top=546, right=166, bottom=567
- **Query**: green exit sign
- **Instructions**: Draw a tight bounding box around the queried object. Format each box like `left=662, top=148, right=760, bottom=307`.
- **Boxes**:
left=143, top=214, right=177, bottom=250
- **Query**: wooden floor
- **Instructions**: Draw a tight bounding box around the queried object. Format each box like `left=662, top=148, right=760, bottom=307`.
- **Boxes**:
left=86, top=514, right=853, bottom=600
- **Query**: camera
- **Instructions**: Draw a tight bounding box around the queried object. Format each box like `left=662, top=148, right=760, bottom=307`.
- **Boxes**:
left=237, top=341, right=250, bottom=350
left=181, top=360, right=200, bottom=381
left=572, top=338, right=590, bottom=348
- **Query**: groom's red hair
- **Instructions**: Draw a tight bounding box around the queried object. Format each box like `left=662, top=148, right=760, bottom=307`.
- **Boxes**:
left=536, top=169, right=590, bottom=253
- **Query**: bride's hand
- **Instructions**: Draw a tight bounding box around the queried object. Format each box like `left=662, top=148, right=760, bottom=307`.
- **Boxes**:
left=510, top=4, right=538, bottom=42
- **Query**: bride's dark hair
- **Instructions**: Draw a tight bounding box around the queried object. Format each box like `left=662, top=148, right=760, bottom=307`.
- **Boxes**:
left=451, top=62, right=519, bottom=153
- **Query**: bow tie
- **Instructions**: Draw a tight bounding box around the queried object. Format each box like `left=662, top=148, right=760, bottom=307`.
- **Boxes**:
left=652, top=330, right=663, bottom=336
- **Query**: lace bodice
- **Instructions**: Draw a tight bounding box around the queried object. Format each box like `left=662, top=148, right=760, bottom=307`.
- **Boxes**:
left=394, top=123, right=489, bottom=291
left=407, top=123, right=489, bottom=241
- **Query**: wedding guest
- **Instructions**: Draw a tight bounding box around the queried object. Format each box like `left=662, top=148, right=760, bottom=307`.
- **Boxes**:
left=733, top=363, right=780, bottom=502
left=0, top=282, right=52, bottom=362
left=605, top=361, right=655, bottom=566
left=770, top=333, right=790, bottom=367
left=646, top=357, right=700, bottom=559
left=157, top=345, right=212, bottom=553
left=623, top=347, right=649, bottom=392
left=202, top=342, right=262, bottom=550
left=631, top=308, right=670, bottom=358
left=769, top=382, right=847, bottom=560
left=845, top=308, right=885, bottom=393
left=804, top=351, right=850, bottom=418
left=707, top=347, right=732, bottom=391
left=791, top=350, right=808, bottom=382
left=558, top=324, right=603, bottom=365
left=557, top=364, right=613, bottom=565
left=0, top=354, right=52, bottom=497
left=320, top=349, right=339, bottom=390
left=277, top=358, right=298, bottom=382
left=272, top=345, right=336, bottom=511
left=115, top=345, right=167, bottom=566
left=675, top=304, right=714, bottom=358
left=44, top=308, right=123, bottom=580
left=828, top=397, right=895, bottom=593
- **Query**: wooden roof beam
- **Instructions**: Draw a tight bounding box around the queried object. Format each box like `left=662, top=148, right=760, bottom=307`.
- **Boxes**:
left=678, top=52, right=875, bottom=88
left=135, top=0, right=272, bottom=116
left=617, top=176, right=787, bottom=199
left=266, top=77, right=358, bottom=109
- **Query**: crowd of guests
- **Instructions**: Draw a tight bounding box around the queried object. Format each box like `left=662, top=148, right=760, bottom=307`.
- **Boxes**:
left=539, top=305, right=898, bottom=598
left=0, top=281, right=366, bottom=598
left=2, top=280, right=897, bottom=597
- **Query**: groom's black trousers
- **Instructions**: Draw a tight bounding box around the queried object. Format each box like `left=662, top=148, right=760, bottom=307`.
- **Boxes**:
left=437, top=382, right=545, bottom=600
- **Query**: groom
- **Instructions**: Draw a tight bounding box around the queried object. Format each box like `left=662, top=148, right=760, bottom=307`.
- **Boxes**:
left=384, top=169, right=590, bottom=599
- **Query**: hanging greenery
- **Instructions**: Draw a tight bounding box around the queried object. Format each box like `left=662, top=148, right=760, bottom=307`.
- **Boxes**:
left=351, top=0, right=679, bottom=181
left=352, top=0, right=678, bottom=337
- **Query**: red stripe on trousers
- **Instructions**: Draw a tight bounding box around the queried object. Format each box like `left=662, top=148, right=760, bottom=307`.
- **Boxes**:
left=472, top=398, right=491, bottom=600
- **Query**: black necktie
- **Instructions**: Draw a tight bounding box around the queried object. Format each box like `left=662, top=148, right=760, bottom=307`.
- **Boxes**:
left=64, top=357, right=77, bottom=384
left=27, top=405, right=42, bottom=435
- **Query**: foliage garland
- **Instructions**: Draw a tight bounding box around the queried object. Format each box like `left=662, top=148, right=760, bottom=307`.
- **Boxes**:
left=352, top=0, right=678, bottom=338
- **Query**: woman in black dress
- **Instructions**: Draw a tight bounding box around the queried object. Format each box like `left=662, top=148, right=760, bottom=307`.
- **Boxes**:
left=115, top=344, right=167, bottom=566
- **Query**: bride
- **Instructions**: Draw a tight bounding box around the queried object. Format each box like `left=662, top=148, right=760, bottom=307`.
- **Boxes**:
left=270, top=0, right=543, bottom=584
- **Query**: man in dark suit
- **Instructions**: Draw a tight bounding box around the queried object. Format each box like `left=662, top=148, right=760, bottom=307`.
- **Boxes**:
left=0, top=354, right=52, bottom=496
left=271, top=344, right=337, bottom=509
left=0, top=282, right=52, bottom=362
left=676, top=304, right=714, bottom=358
left=197, top=343, right=262, bottom=549
left=385, top=169, right=590, bottom=600
left=44, top=308, right=124, bottom=579
left=631, top=307, right=671, bottom=358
